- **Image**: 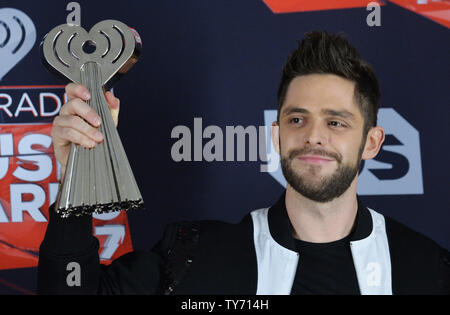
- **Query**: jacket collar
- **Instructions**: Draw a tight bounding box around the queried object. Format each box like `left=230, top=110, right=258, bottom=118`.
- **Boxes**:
left=267, top=191, right=373, bottom=251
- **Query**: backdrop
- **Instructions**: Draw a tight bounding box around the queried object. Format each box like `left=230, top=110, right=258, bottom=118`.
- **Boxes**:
left=0, top=0, right=448, bottom=294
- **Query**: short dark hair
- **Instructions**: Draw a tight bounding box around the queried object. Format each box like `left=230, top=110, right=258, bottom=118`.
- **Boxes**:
left=277, top=30, right=380, bottom=135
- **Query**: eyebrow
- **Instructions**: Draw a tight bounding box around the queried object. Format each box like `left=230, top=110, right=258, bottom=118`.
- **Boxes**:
left=322, top=109, right=356, bottom=121
left=281, top=106, right=310, bottom=116
left=282, top=106, right=356, bottom=121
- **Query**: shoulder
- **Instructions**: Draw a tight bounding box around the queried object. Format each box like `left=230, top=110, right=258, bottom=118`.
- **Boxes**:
left=158, top=214, right=257, bottom=294
left=161, top=212, right=255, bottom=251
left=381, top=213, right=450, bottom=294
left=156, top=213, right=256, bottom=270
left=163, top=208, right=256, bottom=237
left=382, top=214, right=444, bottom=254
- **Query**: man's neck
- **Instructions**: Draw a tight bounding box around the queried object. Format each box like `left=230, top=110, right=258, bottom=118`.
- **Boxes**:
left=285, top=178, right=359, bottom=243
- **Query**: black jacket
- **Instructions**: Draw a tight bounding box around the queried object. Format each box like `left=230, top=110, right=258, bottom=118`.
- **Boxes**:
left=37, top=194, right=450, bottom=294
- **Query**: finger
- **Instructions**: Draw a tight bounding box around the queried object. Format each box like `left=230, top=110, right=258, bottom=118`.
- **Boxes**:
left=105, top=91, right=120, bottom=126
left=54, top=115, right=104, bottom=143
left=65, top=83, right=90, bottom=101
left=59, top=98, right=101, bottom=127
left=105, top=91, right=120, bottom=110
left=52, top=125, right=97, bottom=148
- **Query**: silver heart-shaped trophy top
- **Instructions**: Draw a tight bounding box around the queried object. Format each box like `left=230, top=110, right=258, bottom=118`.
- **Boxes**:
left=41, top=20, right=141, bottom=89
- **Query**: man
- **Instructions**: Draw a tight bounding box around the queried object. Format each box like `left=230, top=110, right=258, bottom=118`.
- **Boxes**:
left=38, top=31, right=450, bottom=295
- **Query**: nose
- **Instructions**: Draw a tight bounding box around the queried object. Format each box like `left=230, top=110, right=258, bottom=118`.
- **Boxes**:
left=304, top=120, right=327, bottom=146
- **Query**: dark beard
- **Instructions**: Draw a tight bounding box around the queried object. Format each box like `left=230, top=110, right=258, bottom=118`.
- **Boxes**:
left=280, top=145, right=364, bottom=203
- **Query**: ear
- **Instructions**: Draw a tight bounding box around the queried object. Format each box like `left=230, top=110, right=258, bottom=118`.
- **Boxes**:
left=361, top=126, right=385, bottom=160
left=271, top=121, right=280, bottom=155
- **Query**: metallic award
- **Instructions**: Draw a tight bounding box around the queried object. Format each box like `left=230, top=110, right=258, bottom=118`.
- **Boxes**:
left=41, top=20, right=143, bottom=218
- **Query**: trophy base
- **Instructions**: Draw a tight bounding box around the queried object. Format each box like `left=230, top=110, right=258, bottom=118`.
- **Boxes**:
left=56, top=199, right=144, bottom=218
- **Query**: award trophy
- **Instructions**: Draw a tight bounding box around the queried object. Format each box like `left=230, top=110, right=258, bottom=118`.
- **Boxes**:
left=41, top=20, right=143, bottom=218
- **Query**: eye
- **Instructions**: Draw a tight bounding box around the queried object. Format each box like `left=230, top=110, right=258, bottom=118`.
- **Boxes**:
left=329, top=121, right=346, bottom=128
left=290, top=117, right=303, bottom=124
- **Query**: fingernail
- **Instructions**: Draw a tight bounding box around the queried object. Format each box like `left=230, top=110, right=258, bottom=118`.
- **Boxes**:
left=94, top=131, right=103, bottom=141
left=93, top=117, right=101, bottom=126
left=84, top=91, right=91, bottom=100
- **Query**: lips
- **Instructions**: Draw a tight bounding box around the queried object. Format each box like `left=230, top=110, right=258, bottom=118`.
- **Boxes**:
left=297, top=155, right=334, bottom=165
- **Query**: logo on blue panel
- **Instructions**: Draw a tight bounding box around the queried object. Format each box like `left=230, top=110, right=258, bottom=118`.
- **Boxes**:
left=0, top=8, right=36, bottom=81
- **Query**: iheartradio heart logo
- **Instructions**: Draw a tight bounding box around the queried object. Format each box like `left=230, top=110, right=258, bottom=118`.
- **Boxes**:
left=0, top=8, right=36, bottom=81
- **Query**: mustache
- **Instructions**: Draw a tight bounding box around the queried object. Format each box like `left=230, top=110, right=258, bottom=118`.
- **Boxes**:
left=288, top=147, right=342, bottom=164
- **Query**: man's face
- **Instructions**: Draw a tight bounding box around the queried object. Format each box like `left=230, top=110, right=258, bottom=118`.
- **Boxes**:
left=275, top=74, right=366, bottom=203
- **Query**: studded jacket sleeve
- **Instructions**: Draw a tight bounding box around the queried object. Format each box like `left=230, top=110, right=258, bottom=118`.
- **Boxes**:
left=37, top=204, right=198, bottom=294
